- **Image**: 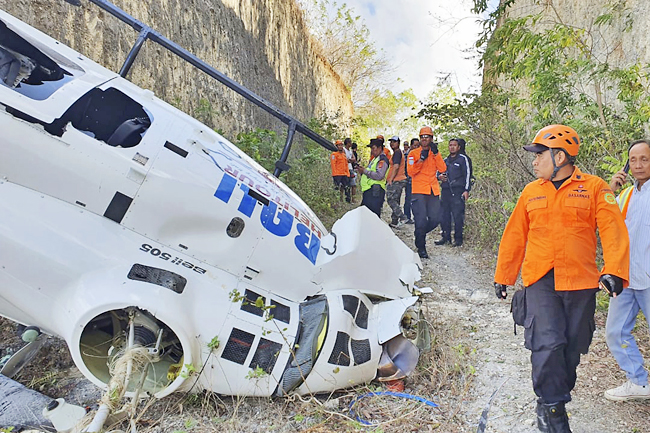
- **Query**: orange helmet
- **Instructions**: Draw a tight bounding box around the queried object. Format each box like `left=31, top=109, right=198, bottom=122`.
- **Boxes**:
left=419, top=126, right=434, bottom=137
left=376, top=135, right=385, bottom=141
left=335, top=139, right=343, bottom=145
left=526, top=124, right=580, bottom=156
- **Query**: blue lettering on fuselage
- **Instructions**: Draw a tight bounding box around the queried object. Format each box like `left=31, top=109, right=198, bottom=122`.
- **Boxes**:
left=215, top=173, right=320, bottom=264
left=237, top=184, right=258, bottom=218
left=261, top=201, right=293, bottom=237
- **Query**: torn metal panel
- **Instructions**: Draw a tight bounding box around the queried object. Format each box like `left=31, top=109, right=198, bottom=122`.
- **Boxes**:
left=375, top=297, right=420, bottom=344
left=313, top=207, right=422, bottom=299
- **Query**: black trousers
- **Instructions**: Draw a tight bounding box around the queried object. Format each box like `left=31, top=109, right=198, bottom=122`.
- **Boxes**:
left=524, top=270, right=597, bottom=403
left=404, top=179, right=412, bottom=219
left=411, top=193, right=440, bottom=250
left=440, top=188, right=465, bottom=243
left=332, top=176, right=351, bottom=202
left=361, top=185, right=385, bottom=217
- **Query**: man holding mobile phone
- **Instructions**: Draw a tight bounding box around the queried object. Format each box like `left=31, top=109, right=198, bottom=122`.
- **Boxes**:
left=407, top=127, right=447, bottom=259
left=605, top=139, right=650, bottom=401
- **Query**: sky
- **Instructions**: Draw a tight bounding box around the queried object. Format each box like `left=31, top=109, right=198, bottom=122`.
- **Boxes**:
left=337, top=0, right=497, bottom=100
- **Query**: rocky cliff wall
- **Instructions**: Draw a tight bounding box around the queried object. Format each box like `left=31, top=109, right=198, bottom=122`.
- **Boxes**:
left=501, top=0, right=650, bottom=64
left=491, top=0, right=650, bottom=104
left=1, top=0, right=353, bottom=139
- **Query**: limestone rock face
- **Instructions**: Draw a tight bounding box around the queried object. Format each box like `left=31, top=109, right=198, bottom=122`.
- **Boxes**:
left=491, top=0, right=650, bottom=105
left=501, top=0, right=650, bottom=65
left=1, top=0, right=352, bottom=138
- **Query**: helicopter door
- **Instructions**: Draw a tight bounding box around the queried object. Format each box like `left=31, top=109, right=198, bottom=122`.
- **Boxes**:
left=121, top=130, right=267, bottom=279
left=0, top=80, right=166, bottom=221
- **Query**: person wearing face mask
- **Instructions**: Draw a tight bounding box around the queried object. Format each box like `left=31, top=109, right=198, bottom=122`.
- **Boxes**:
left=604, top=139, right=650, bottom=402
left=493, top=125, right=629, bottom=433
left=406, top=126, right=447, bottom=259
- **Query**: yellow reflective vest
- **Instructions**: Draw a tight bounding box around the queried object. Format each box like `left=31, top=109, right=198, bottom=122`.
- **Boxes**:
left=360, top=156, right=387, bottom=192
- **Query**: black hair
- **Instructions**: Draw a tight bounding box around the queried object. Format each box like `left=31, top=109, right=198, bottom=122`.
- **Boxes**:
left=629, top=139, right=650, bottom=154
left=344, top=137, right=352, bottom=145
left=410, top=138, right=419, bottom=145
left=351, top=142, right=357, bottom=149
left=457, top=138, right=467, bottom=154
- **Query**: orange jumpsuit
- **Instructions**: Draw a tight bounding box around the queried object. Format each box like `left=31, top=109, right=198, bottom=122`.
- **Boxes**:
left=494, top=167, right=629, bottom=290
left=495, top=167, right=630, bottom=405
left=407, top=147, right=447, bottom=195
left=406, top=147, right=447, bottom=251
left=330, top=151, right=349, bottom=177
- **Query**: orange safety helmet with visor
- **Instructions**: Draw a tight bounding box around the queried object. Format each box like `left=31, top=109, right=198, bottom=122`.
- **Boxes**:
left=523, top=124, right=580, bottom=180
left=418, top=126, right=434, bottom=138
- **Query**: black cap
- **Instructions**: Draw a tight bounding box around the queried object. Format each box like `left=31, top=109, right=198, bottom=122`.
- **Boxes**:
left=367, top=138, right=384, bottom=148
left=523, top=144, right=549, bottom=153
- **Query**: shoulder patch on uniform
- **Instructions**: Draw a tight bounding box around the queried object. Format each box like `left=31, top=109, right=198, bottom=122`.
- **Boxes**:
left=604, top=192, right=617, bottom=205
left=378, top=161, right=385, bottom=169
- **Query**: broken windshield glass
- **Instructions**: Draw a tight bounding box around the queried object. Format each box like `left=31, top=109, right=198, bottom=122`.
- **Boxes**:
left=0, top=19, right=83, bottom=100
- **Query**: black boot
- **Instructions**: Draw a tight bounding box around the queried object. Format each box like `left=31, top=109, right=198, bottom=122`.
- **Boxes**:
left=543, top=402, right=571, bottom=433
left=418, top=248, right=429, bottom=259
left=434, top=235, right=450, bottom=245
left=536, top=399, right=549, bottom=432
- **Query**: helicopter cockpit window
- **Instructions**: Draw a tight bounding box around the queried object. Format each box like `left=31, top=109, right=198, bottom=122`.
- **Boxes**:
left=0, top=19, right=83, bottom=100
left=46, top=87, right=152, bottom=148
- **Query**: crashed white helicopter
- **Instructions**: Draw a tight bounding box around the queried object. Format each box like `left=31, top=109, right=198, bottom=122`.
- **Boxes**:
left=0, top=0, right=427, bottom=412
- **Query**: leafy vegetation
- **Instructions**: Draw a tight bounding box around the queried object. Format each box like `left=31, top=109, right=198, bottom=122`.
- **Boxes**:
left=353, top=88, right=420, bottom=143
left=298, top=0, right=393, bottom=109
left=233, top=113, right=354, bottom=228
left=418, top=0, right=649, bottom=250
left=297, top=0, right=424, bottom=146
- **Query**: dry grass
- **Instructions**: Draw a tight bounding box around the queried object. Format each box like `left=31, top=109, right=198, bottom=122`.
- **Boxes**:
left=0, top=308, right=476, bottom=432
left=85, top=304, right=477, bottom=433
left=573, top=300, right=650, bottom=433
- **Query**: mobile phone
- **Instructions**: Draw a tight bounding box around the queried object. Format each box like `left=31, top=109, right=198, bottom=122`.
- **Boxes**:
left=623, top=160, right=630, bottom=173
left=599, top=280, right=612, bottom=296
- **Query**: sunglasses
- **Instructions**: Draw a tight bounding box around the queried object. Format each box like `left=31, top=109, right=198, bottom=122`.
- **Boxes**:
left=419, top=135, right=433, bottom=139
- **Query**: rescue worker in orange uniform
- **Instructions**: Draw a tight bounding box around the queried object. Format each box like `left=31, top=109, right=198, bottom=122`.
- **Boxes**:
left=330, top=139, right=351, bottom=202
left=494, top=125, right=630, bottom=433
left=407, top=126, right=447, bottom=258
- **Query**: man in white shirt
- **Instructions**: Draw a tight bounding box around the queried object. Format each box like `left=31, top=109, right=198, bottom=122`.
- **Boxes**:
left=344, top=138, right=357, bottom=199
left=605, top=139, right=650, bottom=401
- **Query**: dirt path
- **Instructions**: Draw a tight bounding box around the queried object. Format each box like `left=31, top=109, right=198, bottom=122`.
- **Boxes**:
left=393, top=221, right=650, bottom=433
